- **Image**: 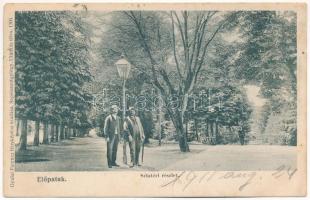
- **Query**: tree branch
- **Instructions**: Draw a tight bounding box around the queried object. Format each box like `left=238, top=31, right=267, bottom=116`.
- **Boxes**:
left=183, top=11, right=190, bottom=72
left=172, top=11, right=186, bottom=53
left=125, top=11, right=166, bottom=96
left=189, top=13, right=204, bottom=69
left=185, top=13, right=211, bottom=93
left=194, top=13, right=234, bottom=85
left=159, top=68, right=176, bottom=94
left=191, top=13, right=211, bottom=74
left=170, top=12, right=184, bottom=81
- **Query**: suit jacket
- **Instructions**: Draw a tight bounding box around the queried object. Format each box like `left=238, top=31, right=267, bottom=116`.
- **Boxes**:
left=123, top=116, right=145, bottom=140
left=104, top=114, right=121, bottom=139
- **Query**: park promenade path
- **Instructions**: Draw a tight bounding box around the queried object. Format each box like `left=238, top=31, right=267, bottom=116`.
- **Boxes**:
left=15, top=133, right=296, bottom=172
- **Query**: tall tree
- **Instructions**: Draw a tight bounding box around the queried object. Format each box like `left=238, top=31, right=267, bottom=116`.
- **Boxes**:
left=100, top=11, right=238, bottom=152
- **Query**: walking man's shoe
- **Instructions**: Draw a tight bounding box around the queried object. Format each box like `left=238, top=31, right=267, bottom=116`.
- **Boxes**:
left=112, top=163, right=120, bottom=167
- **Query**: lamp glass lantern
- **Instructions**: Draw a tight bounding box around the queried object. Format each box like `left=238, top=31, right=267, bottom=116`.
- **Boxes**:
left=115, top=58, right=131, bottom=79
left=114, top=56, right=131, bottom=119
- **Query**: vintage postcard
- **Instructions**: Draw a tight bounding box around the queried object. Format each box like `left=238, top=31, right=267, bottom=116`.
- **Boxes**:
left=3, top=3, right=307, bottom=197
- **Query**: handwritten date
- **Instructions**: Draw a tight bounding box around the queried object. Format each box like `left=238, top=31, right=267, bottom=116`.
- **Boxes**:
left=160, top=165, right=297, bottom=192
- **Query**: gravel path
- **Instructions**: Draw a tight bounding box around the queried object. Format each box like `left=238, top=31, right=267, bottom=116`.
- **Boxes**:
left=15, top=135, right=296, bottom=172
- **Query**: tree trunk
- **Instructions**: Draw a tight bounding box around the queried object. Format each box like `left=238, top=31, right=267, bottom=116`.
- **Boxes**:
left=194, top=118, right=199, bottom=141
left=63, top=127, right=66, bottom=139
left=33, top=120, right=40, bottom=146
left=205, top=120, right=209, bottom=137
left=50, top=124, right=55, bottom=142
left=18, top=119, right=27, bottom=151
left=55, top=125, right=59, bottom=142
left=73, top=128, right=76, bottom=137
left=178, top=132, right=190, bottom=152
left=68, top=127, right=71, bottom=138
left=60, top=125, right=64, bottom=140
left=174, top=118, right=190, bottom=152
left=64, top=127, right=68, bottom=139
left=180, top=122, right=190, bottom=151
left=287, top=59, right=297, bottom=97
left=158, top=109, right=162, bottom=146
left=43, top=122, right=49, bottom=144
left=58, top=126, right=60, bottom=141
left=68, top=127, right=70, bottom=139
left=16, top=119, right=20, bottom=136
left=159, top=124, right=163, bottom=146
left=185, top=120, right=188, bottom=141
left=68, top=128, right=71, bottom=138
left=215, top=121, right=220, bottom=144
left=167, top=100, right=190, bottom=152
left=210, top=122, right=215, bottom=145
left=67, top=127, right=70, bottom=139
left=69, top=128, right=72, bottom=138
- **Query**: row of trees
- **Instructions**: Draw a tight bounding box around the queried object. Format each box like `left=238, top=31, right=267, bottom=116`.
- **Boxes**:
left=235, top=11, right=297, bottom=145
left=187, top=86, right=251, bottom=144
left=15, top=11, right=93, bottom=150
left=16, top=119, right=87, bottom=144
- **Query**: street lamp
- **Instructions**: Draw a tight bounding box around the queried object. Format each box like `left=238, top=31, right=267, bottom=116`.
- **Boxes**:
left=115, top=55, right=131, bottom=120
left=115, top=55, right=131, bottom=164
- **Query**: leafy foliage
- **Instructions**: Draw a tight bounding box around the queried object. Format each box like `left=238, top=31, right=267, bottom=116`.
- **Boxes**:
left=234, top=11, right=297, bottom=145
left=15, top=11, right=93, bottom=129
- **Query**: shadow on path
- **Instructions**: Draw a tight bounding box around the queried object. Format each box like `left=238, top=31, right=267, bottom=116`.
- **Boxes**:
left=15, top=136, right=296, bottom=172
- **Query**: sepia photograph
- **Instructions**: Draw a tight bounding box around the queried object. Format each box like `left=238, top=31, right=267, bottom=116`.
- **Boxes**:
left=14, top=8, right=298, bottom=172
left=3, top=2, right=307, bottom=197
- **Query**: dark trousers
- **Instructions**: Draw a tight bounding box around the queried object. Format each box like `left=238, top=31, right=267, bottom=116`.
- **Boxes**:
left=129, top=135, right=141, bottom=165
left=107, top=134, right=119, bottom=167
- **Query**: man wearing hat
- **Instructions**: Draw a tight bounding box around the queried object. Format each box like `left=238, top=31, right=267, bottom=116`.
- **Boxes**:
left=104, top=105, right=121, bottom=168
left=123, top=107, right=145, bottom=167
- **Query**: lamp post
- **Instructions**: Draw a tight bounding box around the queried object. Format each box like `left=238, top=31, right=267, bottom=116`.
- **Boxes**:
left=115, top=55, right=131, bottom=164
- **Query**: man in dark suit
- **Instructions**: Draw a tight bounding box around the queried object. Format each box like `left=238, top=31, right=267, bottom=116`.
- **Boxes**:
left=123, top=107, right=145, bottom=167
left=104, top=105, right=121, bottom=168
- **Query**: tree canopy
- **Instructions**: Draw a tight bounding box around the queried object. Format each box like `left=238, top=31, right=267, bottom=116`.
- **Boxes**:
left=15, top=11, right=93, bottom=150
